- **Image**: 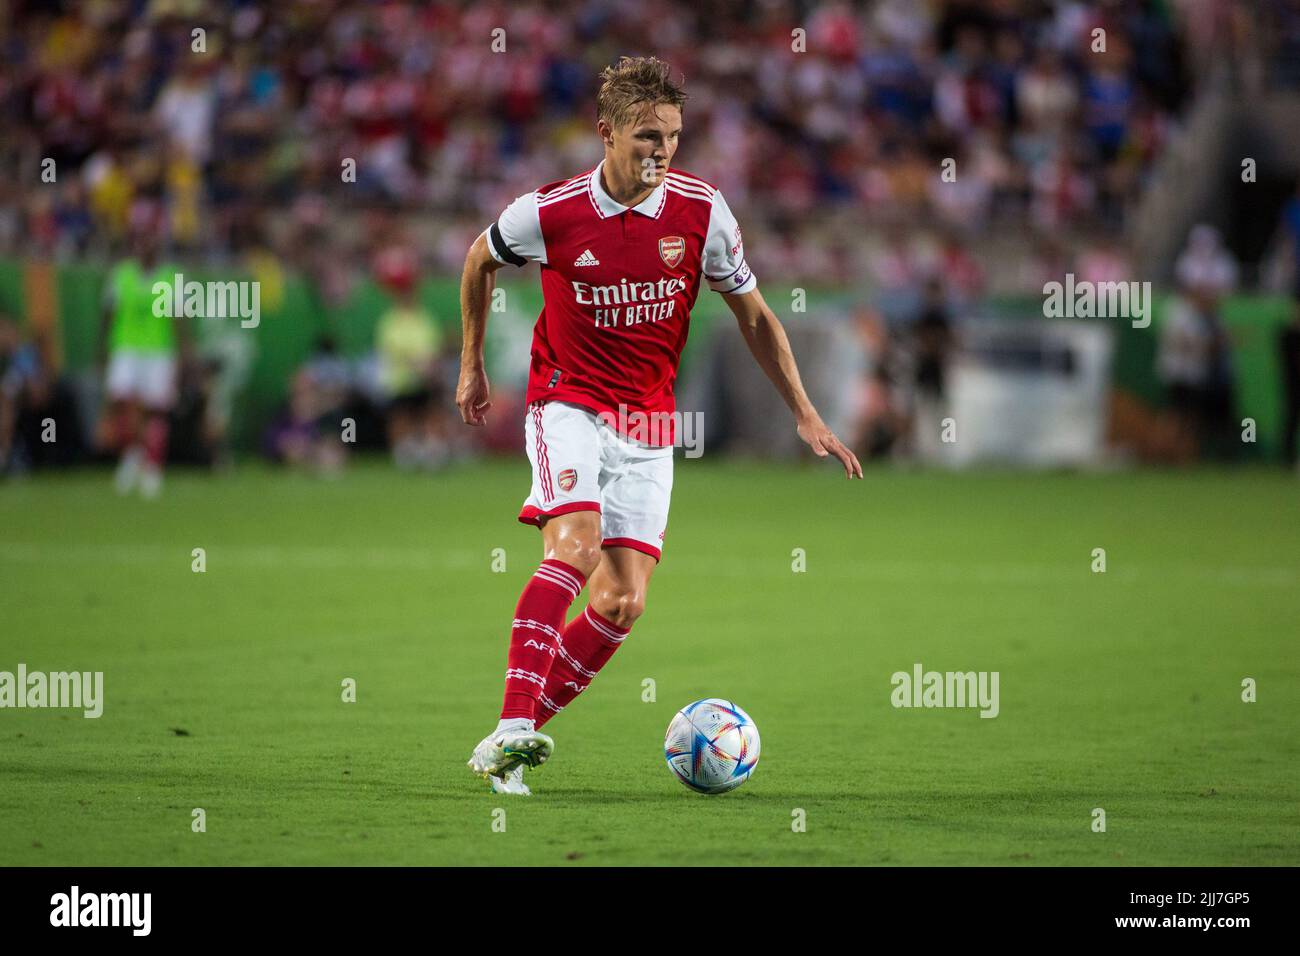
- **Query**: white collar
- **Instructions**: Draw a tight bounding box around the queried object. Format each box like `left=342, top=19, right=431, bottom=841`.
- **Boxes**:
left=588, top=159, right=667, bottom=219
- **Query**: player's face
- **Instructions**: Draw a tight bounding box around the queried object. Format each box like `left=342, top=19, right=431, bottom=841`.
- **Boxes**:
left=612, top=103, right=681, bottom=188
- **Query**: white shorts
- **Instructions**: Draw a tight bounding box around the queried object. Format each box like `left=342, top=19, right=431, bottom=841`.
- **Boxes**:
left=518, top=400, right=673, bottom=562
left=106, top=350, right=177, bottom=408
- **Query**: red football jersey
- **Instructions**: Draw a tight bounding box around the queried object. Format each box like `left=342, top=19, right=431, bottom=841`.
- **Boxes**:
left=483, top=159, right=756, bottom=446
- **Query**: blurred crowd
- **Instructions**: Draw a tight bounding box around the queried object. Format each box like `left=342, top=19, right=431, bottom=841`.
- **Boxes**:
left=843, top=218, right=1300, bottom=467
left=0, top=0, right=1243, bottom=285
left=0, top=221, right=464, bottom=482
left=261, top=245, right=462, bottom=478
left=2, top=0, right=1299, bottom=477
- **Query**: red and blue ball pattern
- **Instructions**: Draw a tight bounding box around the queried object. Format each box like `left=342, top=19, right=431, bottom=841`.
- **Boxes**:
left=664, top=698, right=761, bottom=794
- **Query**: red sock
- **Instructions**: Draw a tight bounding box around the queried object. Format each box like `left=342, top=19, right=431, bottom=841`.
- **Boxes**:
left=143, top=413, right=169, bottom=468
left=500, top=559, right=587, bottom=721
left=535, top=605, right=630, bottom=729
left=112, top=407, right=136, bottom=450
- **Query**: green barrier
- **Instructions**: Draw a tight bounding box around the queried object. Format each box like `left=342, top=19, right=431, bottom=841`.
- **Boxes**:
left=0, top=258, right=1291, bottom=458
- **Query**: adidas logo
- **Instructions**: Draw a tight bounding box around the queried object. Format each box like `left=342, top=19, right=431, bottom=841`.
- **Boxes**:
left=574, top=249, right=600, bottom=267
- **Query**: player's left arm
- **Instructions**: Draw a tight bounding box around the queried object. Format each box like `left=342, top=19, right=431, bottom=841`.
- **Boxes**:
left=702, top=189, right=861, bottom=478
left=722, top=287, right=863, bottom=479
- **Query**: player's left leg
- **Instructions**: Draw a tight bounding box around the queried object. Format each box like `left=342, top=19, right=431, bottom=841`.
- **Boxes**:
left=534, top=545, right=655, bottom=728
left=137, top=355, right=178, bottom=499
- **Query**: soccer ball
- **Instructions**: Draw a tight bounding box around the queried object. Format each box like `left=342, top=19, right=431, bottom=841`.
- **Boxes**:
left=663, top=698, right=761, bottom=794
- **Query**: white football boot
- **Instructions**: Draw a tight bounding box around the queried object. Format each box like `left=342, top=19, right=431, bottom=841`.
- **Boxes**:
left=467, top=721, right=554, bottom=780
left=114, top=447, right=144, bottom=495
left=489, top=764, right=531, bottom=796
left=138, top=465, right=163, bottom=499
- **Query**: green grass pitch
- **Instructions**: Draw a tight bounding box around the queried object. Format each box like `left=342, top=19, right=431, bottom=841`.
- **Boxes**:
left=1, top=459, right=1297, bottom=866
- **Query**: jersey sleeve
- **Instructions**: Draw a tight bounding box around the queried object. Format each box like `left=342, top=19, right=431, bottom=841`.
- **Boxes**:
left=483, top=191, right=546, bottom=267
left=702, top=190, right=757, bottom=295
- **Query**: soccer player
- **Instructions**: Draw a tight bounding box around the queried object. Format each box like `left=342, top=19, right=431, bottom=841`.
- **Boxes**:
left=101, top=217, right=185, bottom=498
left=458, top=57, right=862, bottom=795
left=374, top=247, right=449, bottom=471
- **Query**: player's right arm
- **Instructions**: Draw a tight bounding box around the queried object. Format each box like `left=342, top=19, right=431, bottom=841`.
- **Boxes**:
left=456, top=232, right=504, bottom=426
left=457, top=192, right=546, bottom=426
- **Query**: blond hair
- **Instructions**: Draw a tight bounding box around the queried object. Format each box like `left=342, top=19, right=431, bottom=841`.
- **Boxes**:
left=596, top=56, right=688, bottom=132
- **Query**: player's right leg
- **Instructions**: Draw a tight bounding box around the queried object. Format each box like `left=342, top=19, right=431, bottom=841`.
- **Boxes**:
left=468, top=509, right=604, bottom=780
left=467, top=401, right=605, bottom=786
left=105, top=352, right=144, bottom=494
left=111, top=405, right=145, bottom=495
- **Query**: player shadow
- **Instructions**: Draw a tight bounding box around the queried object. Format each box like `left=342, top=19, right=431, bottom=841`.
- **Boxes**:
left=462, top=785, right=841, bottom=804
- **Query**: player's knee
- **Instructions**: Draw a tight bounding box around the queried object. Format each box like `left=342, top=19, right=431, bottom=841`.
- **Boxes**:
left=592, top=587, right=644, bottom=629
left=546, top=538, right=602, bottom=578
